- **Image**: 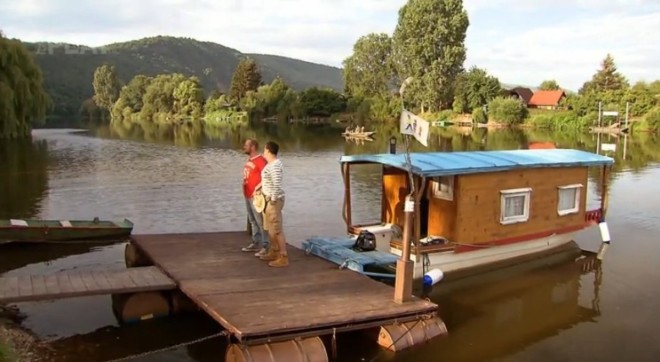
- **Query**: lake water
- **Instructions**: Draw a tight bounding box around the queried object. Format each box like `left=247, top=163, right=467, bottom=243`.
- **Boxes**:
left=1, top=121, right=659, bottom=361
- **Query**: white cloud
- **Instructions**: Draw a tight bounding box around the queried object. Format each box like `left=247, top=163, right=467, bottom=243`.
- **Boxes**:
left=466, top=8, right=660, bottom=89
left=0, top=0, right=658, bottom=90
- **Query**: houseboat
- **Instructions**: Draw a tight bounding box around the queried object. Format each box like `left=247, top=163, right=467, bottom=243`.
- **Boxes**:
left=302, top=148, right=614, bottom=282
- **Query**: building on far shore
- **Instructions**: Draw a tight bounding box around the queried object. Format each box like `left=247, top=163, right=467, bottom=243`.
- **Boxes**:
left=527, top=90, right=566, bottom=110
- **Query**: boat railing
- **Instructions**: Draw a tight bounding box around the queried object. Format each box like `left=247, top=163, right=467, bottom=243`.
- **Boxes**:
left=585, top=209, right=602, bottom=225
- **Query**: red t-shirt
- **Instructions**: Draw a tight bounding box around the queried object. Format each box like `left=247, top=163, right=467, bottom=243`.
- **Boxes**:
left=243, top=154, right=267, bottom=198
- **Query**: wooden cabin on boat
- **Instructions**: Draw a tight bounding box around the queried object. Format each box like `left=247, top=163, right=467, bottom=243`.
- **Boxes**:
left=303, top=149, right=614, bottom=281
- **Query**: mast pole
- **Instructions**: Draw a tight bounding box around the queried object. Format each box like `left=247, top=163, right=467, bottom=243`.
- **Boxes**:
left=394, top=77, right=415, bottom=304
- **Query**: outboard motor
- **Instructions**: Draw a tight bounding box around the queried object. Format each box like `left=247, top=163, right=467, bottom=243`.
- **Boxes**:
left=352, top=230, right=376, bottom=252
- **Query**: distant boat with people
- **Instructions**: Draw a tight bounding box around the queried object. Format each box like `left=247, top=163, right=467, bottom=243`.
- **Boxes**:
left=341, top=126, right=376, bottom=139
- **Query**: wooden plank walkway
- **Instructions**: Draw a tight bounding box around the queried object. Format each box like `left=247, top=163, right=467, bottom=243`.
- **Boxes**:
left=132, top=231, right=438, bottom=344
left=0, top=266, right=176, bottom=304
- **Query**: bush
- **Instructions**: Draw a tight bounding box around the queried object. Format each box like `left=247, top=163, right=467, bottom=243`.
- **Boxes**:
left=472, top=107, right=487, bottom=124
left=526, top=110, right=585, bottom=130
left=644, top=107, right=660, bottom=131
left=487, top=97, right=528, bottom=125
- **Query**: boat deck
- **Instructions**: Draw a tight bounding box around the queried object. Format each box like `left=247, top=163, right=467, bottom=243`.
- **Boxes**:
left=131, top=231, right=438, bottom=344
left=0, top=266, right=176, bottom=303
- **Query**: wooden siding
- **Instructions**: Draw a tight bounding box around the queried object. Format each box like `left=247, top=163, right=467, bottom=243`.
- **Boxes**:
left=454, top=167, right=588, bottom=244
left=426, top=177, right=458, bottom=240
left=381, top=167, right=409, bottom=229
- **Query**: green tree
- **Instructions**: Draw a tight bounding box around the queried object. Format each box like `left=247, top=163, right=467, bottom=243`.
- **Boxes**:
left=624, top=81, right=656, bottom=117
left=578, top=54, right=629, bottom=111
left=229, top=57, right=262, bottom=103
left=92, top=64, right=121, bottom=118
left=452, top=66, right=501, bottom=113
left=472, top=106, right=487, bottom=123
left=643, top=106, right=660, bottom=131
left=487, top=97, right=528, bottom=125
left=392, top=0, right=469, bottom=112
left=0, top=33, right=50, bottom=139
left=580, top=54, right=629, bottom=93
left=299, top=87, right=347, bottom=117
left=173, top=76, right=204, bottom=119
left=539, top=80, right=560, bottom=90
left=121, top=75, right=152, bottom=112
left=343, top=33, right=393, bottom=98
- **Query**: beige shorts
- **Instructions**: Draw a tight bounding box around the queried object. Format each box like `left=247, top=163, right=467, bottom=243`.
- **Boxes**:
left=263, top=197, right=285, bottom=234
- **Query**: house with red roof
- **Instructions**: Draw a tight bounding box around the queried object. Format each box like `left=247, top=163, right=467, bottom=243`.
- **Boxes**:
left=528, top=90, right=566, bottom=110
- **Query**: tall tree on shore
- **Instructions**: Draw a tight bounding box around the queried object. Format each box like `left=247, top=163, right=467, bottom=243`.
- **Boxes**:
left=452, top=66, right=501, bottom=113
left=539, top=80, right=561, bottom=90
left=92, top=64, right=121, bottom=119
left=229, top=57, right=262, bottom=103
left=580, top=54, right=629, bottom=94
left=342, top=33, right=394, bottom=98
left=575, top=54, right=630, bottom=114
left=0, top=32, right=51, bottom=139
left=392, top=0, right=469, bottom=112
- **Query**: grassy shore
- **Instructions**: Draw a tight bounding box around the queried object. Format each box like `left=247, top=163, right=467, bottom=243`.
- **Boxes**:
left=0, top=341, right=16, bottom=362
left=0, top=307, right=53, bottom=362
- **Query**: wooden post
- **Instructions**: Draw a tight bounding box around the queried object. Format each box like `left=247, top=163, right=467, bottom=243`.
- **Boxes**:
left=394, top=195, right=414, bottom=304
left=342, top=163, right=352, bottom=231
left=600, top=165, right=610, bottom=219
left=413, top=177, right=426, bottom=263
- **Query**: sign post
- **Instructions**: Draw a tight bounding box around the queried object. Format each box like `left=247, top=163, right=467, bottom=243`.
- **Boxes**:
left=393, top=78, right=429, bottom=304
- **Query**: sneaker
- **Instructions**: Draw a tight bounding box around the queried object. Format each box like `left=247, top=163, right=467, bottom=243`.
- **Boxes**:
left=241, top=242, right=259, bottom=252
left=254, top=248, right=267, bottom=257
left=259, top=249, right=279, bottom=261
left=268, top=254, right=289, bottom=267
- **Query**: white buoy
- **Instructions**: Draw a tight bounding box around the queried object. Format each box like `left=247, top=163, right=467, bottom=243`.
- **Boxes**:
left=597, top=221, right=611, bottom=261
left=599, top=221, right=611, bottom=242
left=423, top=269, right=444, bottom=286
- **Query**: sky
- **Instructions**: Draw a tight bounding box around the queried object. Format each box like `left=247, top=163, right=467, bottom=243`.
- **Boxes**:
left=1, top=0, right=658, bottom=91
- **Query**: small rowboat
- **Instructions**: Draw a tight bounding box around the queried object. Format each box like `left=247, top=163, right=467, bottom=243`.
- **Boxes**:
left=341, top=131, right=376, bottom=139
left=0, top=218, right=134, bottom=244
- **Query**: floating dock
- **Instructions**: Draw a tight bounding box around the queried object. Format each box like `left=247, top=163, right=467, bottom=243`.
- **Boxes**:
left=0, top=266, right=175, bottom=304
left=1, top=231, right=445, bottom=361
left=130, top=231, right=443, bottom=359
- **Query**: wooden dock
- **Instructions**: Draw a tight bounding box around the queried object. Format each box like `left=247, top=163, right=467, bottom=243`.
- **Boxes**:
left=0, top=266, right=176, bottom=304
left=131, top=231, right=439, bottom=345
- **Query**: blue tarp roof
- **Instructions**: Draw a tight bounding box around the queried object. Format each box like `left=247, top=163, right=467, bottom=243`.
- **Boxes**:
left=340, top=149, right=614, bottom=177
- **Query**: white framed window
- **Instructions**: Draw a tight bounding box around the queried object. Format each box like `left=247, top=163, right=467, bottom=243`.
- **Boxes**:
left=430, top=176, right=454, bottom=200
left=557, top=184, right=582, bottom=216
left=500, top=188, right=532, bottom=224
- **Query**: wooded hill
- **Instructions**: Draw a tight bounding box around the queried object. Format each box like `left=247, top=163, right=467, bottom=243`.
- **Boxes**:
left=23, top=36, right=343, bottom=121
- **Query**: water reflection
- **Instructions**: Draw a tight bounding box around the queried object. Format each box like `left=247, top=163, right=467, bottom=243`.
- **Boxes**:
left=0, top=138, right=49, bottom=219
left=1, top=123, right=659, bottom=362
left=397, top=248, right=605, bottom=362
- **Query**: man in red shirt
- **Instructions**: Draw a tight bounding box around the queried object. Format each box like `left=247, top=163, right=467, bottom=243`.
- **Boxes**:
left=241, top=138, right=269, bottom=255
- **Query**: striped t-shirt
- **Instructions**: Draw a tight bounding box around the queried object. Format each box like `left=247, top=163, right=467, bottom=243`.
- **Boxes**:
left=261, top=158, right=285, bottom=200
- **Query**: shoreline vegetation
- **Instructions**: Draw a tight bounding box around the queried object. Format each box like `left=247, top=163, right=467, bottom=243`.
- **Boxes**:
left=0, top=306, right=53, bottom=362
left=2, top=2, right=659, bottom=140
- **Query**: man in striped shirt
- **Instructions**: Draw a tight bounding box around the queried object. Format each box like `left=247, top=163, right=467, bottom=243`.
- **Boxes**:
left=258, top=141, right=289, bottom=267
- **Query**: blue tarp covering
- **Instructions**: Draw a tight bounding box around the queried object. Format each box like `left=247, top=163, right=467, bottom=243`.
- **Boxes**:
left=340, top=149, right=614, bottom=177
left=302, top=236, right=399, bottom=271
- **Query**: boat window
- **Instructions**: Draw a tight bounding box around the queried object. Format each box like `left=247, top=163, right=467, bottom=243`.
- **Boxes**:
left=430, top=176, right=454, bottom=201
left=557, top=184, right=583, bottom=216
left=500, top=188, right=532, bottom=224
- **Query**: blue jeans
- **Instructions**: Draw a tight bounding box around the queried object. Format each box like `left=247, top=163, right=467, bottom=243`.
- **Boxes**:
left=245, top=197, right=269, bottom=248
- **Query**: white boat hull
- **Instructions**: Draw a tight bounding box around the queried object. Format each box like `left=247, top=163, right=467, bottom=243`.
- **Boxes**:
left=390, top=233, right=577, bottom=280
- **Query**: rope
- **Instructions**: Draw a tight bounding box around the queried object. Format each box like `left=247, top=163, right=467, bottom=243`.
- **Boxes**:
left=102, top=330, right=228, bottom=362
left=331, top=327, right=337, bottom=359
